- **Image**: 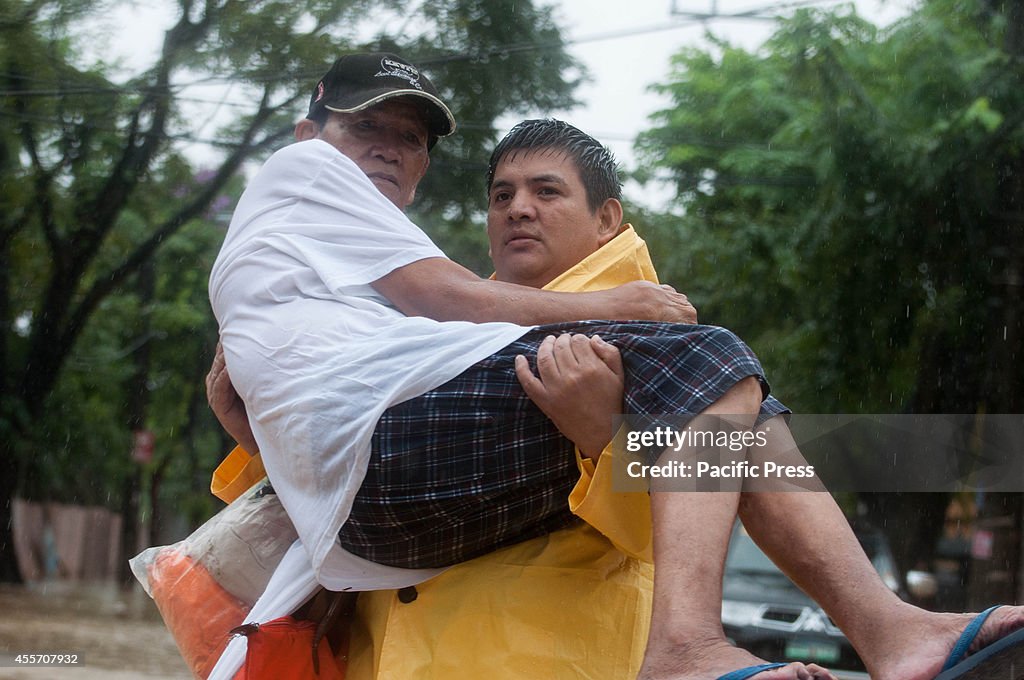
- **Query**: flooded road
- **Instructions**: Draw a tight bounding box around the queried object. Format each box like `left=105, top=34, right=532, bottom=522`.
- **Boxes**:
left=0, top=582, right=190, bottom=679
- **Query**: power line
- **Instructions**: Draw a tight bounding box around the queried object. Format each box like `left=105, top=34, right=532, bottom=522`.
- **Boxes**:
left=670, top=0, right=843, bottom=21
left=0, top=0, right=863, bottom=160
left=0, top=0, right=846, bottom=98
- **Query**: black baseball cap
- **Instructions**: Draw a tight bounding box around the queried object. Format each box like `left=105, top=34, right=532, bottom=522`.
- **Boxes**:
left=307, top=53, right=456, bottom=148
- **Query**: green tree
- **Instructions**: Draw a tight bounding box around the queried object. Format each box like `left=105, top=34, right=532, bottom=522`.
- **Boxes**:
left=635, top=0, right=1024, bottom=590
left=0, top=0, right=582, bottom=582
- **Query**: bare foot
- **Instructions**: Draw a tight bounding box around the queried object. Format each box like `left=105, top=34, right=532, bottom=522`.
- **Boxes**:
left=868, top=606, right=1024, bottom=680
left=637, top=636, right=838, bottom=680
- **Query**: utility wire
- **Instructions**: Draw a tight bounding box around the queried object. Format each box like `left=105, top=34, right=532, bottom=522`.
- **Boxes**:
left=0, top=0, right=846, bottom=98
left=0, top=0, right=858, bottom=159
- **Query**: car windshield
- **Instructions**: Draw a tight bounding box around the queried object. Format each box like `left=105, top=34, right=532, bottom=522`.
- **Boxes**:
left=725, top=531, right=783, bottom=575
left=726, top=525, right=887, bottom=577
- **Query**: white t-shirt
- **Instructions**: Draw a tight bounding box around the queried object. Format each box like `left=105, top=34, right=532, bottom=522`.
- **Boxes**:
left=209, top=139, right=532, bottom=580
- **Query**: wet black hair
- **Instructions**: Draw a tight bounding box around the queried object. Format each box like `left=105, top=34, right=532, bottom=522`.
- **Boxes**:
left=486, top=118, right=622, bottom=212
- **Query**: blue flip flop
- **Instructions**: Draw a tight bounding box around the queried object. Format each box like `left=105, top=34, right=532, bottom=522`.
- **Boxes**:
left=934, top=605, right=1024, bottom=679
left=717, top=662, right=787, bottom=680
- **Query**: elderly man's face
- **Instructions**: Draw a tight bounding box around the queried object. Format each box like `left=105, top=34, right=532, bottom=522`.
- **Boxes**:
left=487, top=149, right=620, bottom=288
left=298, top=99, right=430, bottom=210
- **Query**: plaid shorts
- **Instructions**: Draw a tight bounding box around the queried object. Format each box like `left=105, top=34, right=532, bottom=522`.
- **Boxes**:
left=339, top=321, right=788, bottom=568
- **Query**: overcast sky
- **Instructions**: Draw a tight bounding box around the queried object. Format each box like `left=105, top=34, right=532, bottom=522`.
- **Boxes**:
left=527, top=0, right=916, bottom=206
left=90, top=0, right=916, bottom=208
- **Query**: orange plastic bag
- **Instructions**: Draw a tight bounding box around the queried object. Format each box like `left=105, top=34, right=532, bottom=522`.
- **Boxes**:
left=231, top=616, right=346, bottom=680
left=131, top=478, right=298, bottom=678
left=149, top=549, right=248, bottom=678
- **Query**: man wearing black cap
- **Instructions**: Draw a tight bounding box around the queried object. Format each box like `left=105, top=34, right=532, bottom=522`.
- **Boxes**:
left=294, top=53, right=456, bottom=210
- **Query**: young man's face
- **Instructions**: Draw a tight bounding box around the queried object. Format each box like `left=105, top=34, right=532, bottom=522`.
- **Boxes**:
left=296, top=99, right=430, bottom=210
left=487, top=149, right=620, bottom=288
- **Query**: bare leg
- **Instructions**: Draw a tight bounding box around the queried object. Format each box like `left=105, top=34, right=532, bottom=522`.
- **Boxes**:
left=637, top=379, right=833, bottom=680
left=740, top=418, right=1024, bottom=680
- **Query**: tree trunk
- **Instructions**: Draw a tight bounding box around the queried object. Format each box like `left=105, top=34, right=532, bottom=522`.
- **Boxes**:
left=0, top=439, right=20, bottom=583
left=119, top=262, right=155, bottom=582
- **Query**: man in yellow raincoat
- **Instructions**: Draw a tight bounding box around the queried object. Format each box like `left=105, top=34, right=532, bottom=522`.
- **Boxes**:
left=207, top=114, right=1024, bottom=680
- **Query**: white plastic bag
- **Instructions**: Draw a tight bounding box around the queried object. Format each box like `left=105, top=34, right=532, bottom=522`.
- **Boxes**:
left=130, top=478, right=297, bottom=678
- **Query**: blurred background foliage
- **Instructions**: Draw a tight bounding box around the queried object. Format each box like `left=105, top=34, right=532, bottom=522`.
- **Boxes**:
left=636, top=0, right=1022, bottom=418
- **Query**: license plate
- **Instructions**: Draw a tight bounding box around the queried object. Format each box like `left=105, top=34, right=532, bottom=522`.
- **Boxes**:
left=785, top=640, right=840, bottom=663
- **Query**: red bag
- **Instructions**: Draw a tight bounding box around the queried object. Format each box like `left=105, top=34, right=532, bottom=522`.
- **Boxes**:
left=231, top=616, right=347, bottom=680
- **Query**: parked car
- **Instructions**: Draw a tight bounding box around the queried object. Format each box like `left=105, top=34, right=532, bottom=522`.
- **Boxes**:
left=721, top=522, right=906, bottom=673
